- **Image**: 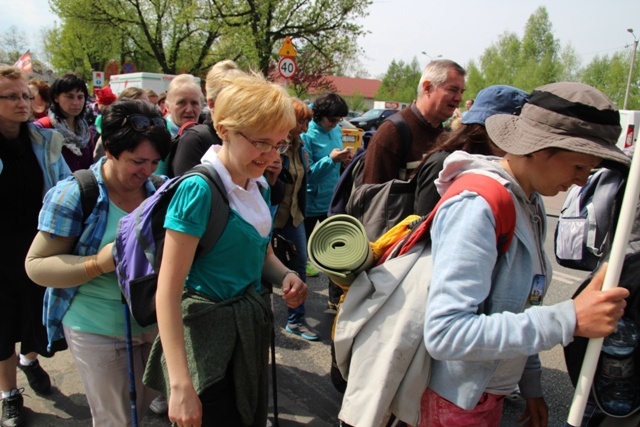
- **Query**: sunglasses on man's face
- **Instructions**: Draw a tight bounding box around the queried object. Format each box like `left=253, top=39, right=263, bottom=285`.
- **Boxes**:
left=123, top=114, right=166, bottom=131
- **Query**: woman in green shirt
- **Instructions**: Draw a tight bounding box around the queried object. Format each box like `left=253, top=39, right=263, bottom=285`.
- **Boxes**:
left=146, top=74, right=308, bottom=427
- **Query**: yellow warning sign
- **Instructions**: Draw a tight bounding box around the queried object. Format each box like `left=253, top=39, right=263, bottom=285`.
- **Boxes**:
left=278, top=36, right=298, bottom=57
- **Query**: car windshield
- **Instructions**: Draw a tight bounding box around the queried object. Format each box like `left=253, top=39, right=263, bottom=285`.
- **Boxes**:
left=338, top=120, right=356, bottom=128
left=360, top=109, right=384, bottom=118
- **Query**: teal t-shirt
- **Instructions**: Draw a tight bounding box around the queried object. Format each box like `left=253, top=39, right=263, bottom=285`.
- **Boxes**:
left=63, top=200, right=154, bottom=336
left=164, top=175, right=270, bottom=301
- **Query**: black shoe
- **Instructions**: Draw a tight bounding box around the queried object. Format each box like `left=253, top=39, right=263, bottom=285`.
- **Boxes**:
left=1, top=389, right=25, bottom=427
left=327, top=301, right=339, bottom=311
left=18, top=359, right=51, bottom=395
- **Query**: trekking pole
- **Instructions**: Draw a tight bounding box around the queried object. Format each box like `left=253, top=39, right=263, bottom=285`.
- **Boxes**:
left=566, top=153, right=640, bottom=426
left=270, top=293, right=280, bottom=427
left=123, top=304, right=139, bottom=427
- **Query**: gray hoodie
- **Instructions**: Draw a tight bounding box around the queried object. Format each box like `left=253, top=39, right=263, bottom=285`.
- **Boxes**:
left=425, top=151, right=576, bottom=410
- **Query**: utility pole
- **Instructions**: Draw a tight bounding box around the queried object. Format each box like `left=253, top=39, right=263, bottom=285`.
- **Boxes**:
left=623, top=28, right=638, bottom=110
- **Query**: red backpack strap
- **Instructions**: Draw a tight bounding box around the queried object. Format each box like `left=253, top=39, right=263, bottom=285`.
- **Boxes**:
left=178, top=120, right=198, bottom=136
left=37, top=116, right=52, bottom=128
left=397, top=173, right=516, bottom=257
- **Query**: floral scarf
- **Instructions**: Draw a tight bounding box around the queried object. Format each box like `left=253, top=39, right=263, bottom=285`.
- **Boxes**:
left=47, top=109, right=92, bottom=156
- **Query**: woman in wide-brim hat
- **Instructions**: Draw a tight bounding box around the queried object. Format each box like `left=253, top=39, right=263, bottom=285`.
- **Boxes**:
left=419, top=82, right=630, bottom=427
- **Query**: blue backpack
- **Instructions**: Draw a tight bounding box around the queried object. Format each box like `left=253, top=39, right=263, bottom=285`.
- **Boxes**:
left=114, top=164, right=229, bottom=326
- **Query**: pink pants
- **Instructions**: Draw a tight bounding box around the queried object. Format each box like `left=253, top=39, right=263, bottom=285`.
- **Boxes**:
left=417, top=387, right=505, bottom=427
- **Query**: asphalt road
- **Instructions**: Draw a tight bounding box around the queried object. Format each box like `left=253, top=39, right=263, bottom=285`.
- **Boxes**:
left=22, top=199, right=594, bottom=426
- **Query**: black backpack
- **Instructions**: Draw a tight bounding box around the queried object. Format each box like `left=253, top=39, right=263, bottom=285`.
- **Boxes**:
left=564, top=250, right=640, bottom=421
left=328, top=113, right=411, bottom=218
left=165, top=121, right=198, bottom=178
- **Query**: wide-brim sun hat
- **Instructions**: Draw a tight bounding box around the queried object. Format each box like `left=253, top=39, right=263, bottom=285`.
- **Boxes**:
left=461, top=84, right=529, bottom=126
left=485, top=82, right=630, bottom=167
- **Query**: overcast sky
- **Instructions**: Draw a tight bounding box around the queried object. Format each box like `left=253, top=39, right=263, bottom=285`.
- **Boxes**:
left=3, top=0, right=640, bottom=78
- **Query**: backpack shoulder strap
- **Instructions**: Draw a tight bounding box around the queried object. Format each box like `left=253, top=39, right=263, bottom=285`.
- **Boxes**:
left=587, top=168, right=625, bottom=253
left=72, top=169, right=99, bottom=222
left=178, top=120, right=199, bottom=136
left=328, top=148, right=366, bottom=216
left=149, top=174, right=165, bottom=190
left=187, top=164, right=230, bottom=257
left=38, top=116, right=53, bottom=129
left=386, top=113, right=412, bottom=161
left=396, top=174, right=516, bottom=258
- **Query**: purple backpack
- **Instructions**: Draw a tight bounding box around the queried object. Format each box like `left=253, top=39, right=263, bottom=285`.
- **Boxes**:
left=114, top=164, right=229, bottom=326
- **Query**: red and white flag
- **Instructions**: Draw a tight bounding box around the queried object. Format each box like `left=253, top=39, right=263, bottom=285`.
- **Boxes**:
left=14, top=51, right=33, bottom=73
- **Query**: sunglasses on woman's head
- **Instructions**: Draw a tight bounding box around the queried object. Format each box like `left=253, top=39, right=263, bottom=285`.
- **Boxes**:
left=123, top=114, right=166, bottom=131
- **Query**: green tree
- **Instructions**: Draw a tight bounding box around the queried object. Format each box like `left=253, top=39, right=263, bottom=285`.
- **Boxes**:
left=513, top=7, right=560, bottom=90
left=344, top=89, right=366, bottom=113
left=478, top=31, right=522, bottom=87
left=558, top=44, right=582, bottom=82
left=582, top=51, right=639, bottom=109
left=49, top=0, right=224, bottom=76
left=465, top=7, right=564, bottom=93
left=284, top=45, right=337, bottom=99
left=210, top=0, right=371, bottom=76
left=463, top=60, right=485, bottom=102
left=375, top=58, right=421, bottom=103
left=44, top=21, right=120, bottom=78
left=46, top=0, right=371, bottom=83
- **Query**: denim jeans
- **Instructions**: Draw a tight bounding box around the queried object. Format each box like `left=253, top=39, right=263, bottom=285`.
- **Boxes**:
left=277, top=219, right=308, bottom=324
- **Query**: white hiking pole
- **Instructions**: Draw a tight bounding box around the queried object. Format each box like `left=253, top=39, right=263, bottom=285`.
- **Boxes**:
left=566, top=150, right=640, bottom=426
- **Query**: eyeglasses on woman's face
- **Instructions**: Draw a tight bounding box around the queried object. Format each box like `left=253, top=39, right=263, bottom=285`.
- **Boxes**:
left=123, top=114, right=166, bottom=131
left=0, top=94, right=34, bottom=103
left=237, top=131, right=290, bottom=154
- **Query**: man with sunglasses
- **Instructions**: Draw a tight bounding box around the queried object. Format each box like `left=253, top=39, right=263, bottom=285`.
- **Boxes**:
left=0, top=66, right=70, bottom=427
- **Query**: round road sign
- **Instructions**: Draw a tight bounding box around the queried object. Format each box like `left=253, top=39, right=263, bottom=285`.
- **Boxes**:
left=278, top=57, right=297, bottom=79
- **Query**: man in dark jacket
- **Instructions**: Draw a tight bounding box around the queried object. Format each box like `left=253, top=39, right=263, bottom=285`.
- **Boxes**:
left=362, top=59, right=465, bottom=184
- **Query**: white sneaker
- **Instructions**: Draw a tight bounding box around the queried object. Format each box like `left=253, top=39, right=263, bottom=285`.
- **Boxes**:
left=266, top=419, right=273, bottom=427
left=149, top=395, right=168, bottom=414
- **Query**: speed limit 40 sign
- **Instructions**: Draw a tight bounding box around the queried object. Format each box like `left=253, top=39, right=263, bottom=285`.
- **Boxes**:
left=278, top=57, right=297, bottom=79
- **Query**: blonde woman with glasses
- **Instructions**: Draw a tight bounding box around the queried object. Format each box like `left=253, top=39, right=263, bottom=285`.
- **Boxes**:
left=143, top=74, right=307, bottom=427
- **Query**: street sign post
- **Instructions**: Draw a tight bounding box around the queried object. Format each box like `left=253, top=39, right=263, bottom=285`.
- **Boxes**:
left=278, top=36, right=298, bottom=83
left=278, top=57, right=297, bottom=79
left=278, top=36, right=298, bottom=58
left=92, top=71, right=104, bottom=88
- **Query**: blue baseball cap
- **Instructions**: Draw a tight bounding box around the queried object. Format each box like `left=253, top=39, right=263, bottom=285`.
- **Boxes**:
left=461, top=85, right=529, bottom=126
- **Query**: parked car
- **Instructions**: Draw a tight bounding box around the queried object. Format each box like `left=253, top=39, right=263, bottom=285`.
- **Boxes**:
left=338, top=120, right=364, bottom=151
left=347, top=111, right=360, bottom=118
left=348, top=109, right=398, bottom=131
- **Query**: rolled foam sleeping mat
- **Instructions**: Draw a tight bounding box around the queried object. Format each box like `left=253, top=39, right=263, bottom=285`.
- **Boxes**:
left=307, top=214, right=374, bottom=287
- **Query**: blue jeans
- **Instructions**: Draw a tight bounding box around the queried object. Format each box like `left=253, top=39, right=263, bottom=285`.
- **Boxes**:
left=277, top=219, right=308, bottom=324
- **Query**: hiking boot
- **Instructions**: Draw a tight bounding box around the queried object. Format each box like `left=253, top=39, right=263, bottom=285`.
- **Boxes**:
left=149, top=395, right=168, bottom=415
left=305, top=262, right=320, bottom=277
left=1, top=389, right=25, bottom=427
left=286, top=321, right=320, bottom=341
left=18, top=359, right=51, bottom=395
